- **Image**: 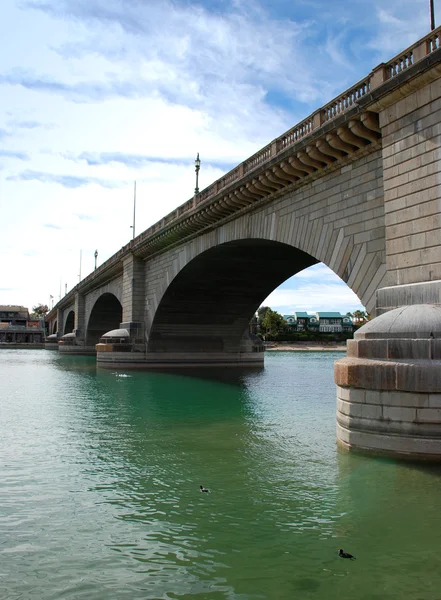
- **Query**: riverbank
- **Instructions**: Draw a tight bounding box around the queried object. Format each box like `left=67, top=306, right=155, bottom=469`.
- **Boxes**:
left=265, top=341, right=347, bottom=352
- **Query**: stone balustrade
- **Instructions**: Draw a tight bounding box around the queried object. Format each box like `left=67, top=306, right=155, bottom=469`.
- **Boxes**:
left=323, top=77, right=371, bottom=122
left=427, top=30, right=441, bottom=52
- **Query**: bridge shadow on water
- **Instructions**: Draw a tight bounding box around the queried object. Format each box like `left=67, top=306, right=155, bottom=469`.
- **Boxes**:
left=133, top=365, right=265, bottom=387
left=51, top=350, right=263, bottom=387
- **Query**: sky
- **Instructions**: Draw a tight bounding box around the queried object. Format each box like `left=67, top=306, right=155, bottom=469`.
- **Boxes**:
left=1, top=0, right=439, bottom=316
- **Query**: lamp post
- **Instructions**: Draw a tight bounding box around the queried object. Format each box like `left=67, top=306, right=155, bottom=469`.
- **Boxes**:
left=194, top=153, right=201, bottom=195
left=94, top=249, right=98, bottom=270
left=430, top=0, right=435, bottom=31
left=430, top=0, right=436, bottom=30
left=130, top=181, right=136, bottom=239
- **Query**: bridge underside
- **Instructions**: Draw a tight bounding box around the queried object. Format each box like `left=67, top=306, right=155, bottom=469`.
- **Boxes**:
left=87, top=293, right=122, bottom=347
left=59, top=293, right=123, bottom=356
left=98, top=240, right=318, bottom=368
left=64, top=311, right=75, bottom=335
left=150, top=240, right=317, bottom=354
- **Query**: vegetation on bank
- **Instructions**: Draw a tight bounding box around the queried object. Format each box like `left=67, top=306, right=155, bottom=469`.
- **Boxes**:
left=260, top=330, right=354, bottom=343
left=32, top=304, right=49, bottom=318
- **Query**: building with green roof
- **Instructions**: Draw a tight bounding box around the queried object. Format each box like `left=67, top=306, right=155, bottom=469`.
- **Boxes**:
left=282, top=311, right=353, bottom=333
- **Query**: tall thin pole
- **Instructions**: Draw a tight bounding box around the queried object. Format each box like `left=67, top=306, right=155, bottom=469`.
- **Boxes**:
left=194, top=153, right=200, bottom=195
left=79, top=249, right=82, bottom=282
left=431, top=0, right=436, bottom=30
left=132, top=181, right=136, bottom=239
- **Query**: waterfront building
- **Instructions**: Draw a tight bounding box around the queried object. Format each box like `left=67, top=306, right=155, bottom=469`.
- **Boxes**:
left=282, top=311, right=353, bottom=333
left=0, top=305, right=29, bottom=326
left=283, top=315, right=296, bottom=326
left=293, top=312, right=309, bottom=331
left=0, top=305, right=45, bottom=346
left=316, top=312, right=346, bottom=333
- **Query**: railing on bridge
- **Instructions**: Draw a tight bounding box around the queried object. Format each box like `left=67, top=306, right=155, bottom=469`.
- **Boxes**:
left=276, top=118, right=314, bottom=151
left=50, top=26, right=441, bottom=317
left=322, top=77, right=371, bottom=122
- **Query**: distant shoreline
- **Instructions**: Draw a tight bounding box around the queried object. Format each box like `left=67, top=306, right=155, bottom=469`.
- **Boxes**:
left=264, top=342, right=347, bottom=352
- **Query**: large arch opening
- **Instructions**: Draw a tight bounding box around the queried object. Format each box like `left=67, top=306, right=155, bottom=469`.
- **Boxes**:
left=86, top=293, right=122, bottom=347
left=148, top=239, right=318, bottom=354
left=64, top=311, right=75, bottom=335
left=263, top=262, right=366, bottom=319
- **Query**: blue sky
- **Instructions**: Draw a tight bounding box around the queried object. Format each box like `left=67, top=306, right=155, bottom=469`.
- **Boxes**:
left=1, top=0, right=438, bottom=314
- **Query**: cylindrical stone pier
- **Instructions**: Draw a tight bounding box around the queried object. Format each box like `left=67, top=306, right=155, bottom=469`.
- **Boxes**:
left=335, top=305, right=441, bottom=460
left=45, top=333, right=59, bottom=350
left=96, top=329, right=264, bottom=369
left=58, top=332, right=96, bottom=356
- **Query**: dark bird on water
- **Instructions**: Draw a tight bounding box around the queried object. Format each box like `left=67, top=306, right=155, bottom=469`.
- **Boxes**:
left=339, top=549, right=356, bottom=560
left=200, top=485, right=210, bottom=493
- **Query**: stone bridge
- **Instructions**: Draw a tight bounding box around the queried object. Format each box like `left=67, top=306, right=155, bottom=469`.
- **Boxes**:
left=47, top=28, right=441, bottom=460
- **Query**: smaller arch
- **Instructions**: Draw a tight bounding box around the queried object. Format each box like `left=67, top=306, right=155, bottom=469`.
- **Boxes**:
left=64, top=311, right=75, bottom=335
left=86, top=293, right=123, bottom=347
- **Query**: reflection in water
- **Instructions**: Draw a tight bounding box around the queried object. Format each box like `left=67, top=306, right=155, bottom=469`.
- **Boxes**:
left=1, top=350, right=441, bottom=600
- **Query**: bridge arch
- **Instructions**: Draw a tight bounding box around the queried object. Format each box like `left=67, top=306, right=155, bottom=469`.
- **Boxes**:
left=86, top=293, right=122, bottom=347
left=63, top=311, right=75, bottom=335
left=147, top=237, right=361, bottom=355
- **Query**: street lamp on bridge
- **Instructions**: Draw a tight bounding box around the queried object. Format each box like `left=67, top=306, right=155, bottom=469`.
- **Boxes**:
left=94, top=249, right=98, bottom=270
left=430, top=0, right=436, bottom=30
left=194, top=153, right=201, bottom=195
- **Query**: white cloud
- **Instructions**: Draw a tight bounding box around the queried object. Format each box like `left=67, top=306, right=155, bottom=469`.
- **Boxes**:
left=292, top=263, right=344, bottom=281
left=263, top=284, right=364, bottom=314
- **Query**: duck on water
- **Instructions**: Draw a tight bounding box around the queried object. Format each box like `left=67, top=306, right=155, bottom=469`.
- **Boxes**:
left=339, top=549, right=356, bottom=560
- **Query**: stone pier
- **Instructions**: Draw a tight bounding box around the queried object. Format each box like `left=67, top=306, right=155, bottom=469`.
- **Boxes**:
left=335, top=305, right=441, bottom=460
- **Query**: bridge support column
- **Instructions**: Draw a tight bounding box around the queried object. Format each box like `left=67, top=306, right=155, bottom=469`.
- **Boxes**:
left=335, top=305, right=441, bottom=461
left=59, top=293, right=95, bottom=355
left=120, top=254, right=145, bottom=347
left=376, top=72, right=441, bottom=295
left=95, top=254, right=146, bottom=363
left=45, top=308, right=62, bottom=349
left=55, top=308, right=62, bottom=335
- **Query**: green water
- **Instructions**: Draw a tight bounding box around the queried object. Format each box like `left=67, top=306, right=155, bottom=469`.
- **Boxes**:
left=1, top=350, right=441, bottom=600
